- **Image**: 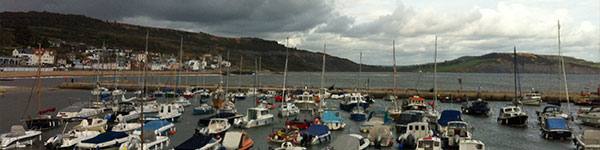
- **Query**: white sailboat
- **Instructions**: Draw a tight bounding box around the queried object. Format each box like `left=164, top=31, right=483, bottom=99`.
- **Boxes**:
left=279, top=38, right=300, bottom=117
left=387, top=41, right=402, bottom=120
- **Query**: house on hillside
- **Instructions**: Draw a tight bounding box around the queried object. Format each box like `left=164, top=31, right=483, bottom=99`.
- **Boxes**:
left=12, top=48, right=55, bottom=65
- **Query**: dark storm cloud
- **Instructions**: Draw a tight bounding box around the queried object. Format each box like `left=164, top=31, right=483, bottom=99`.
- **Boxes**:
left=0, top=0, right=336, bottom=35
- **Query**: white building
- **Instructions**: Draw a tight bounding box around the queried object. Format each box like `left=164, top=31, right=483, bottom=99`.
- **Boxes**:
left=12, top=48, right=55, bottom=65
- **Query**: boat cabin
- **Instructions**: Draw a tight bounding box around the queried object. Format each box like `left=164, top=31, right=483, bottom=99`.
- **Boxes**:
left=417, top=137, right=442, bottom=150
left=247, top=107, right=270, bottom=120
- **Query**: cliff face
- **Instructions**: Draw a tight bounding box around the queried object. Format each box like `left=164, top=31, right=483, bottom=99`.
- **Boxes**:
left=0, top=11, right=387, bottom=72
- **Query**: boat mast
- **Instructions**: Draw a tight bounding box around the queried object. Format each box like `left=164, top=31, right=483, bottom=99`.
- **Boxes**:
left=225, top=50, right=230, bottom=99
left=114, top=49, right=118, bottom=91
left=282, top=38, right=289, bottom=103
left=36, top=43, right=42, bottom=113
left=513, top=46, right=519, bottom=106
left=557, top=20, right=571, bottom=115
left=259, top=55, right=262, bottom=89
left=176, top=37, right=183, bottom=98
left=254, top=57, right=258, bottom=105
left=140, top=30, right=149, bottom=150
left=320, top=43, right=326, bottom=108
left=357, top=51, right=362, bottom=92
left=433, top=36, right=438, bottom=108
left=393, top=41, right=399, bottom=109
left=239, top=56, right=243, bottom=88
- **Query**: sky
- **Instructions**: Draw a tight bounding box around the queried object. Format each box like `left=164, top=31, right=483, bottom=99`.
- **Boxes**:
left=1, top=0, right=599, bottom=65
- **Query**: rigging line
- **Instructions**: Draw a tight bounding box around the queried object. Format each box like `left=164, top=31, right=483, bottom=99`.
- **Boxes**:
left=22, top=77, right=37, bottom=119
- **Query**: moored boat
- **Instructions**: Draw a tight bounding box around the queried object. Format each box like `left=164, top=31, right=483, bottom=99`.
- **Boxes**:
left=572, top=129, right=600, bottom=150
left=77, top=131, right=129, bottom=149
left=296, top=124, right=331, bottom=145
left=320, top=110, right=345, bottom=130
left=497, top=106, right=528, bottom=126
left=234, top=107, right=274, bottom=128
left=350, top=106, right=367, bottom=121
left=197, top=118, right=231, bottom=136
left=540, top=117, right=572, bottom=140
left=461, top=99, right=491, bottom=116
left=367, top=125, right=394, bottom=147
left=221, top=131, right=254, bottom=150
left=44, top=130, right=100, bottom=149
left=0, top=125, right=42, bottom=149
left=194, top=103, right=215, bottom=115
left=577, top=107, right=600, bottom=127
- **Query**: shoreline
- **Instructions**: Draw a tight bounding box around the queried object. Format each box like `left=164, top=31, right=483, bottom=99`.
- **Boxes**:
left=0, top=70, right=279, bottom=78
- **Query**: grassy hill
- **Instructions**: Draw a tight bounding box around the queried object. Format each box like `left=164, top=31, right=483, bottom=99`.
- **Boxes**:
left=399, top=52, right=600, bottom=74
left=0, top=11, right=387, bottom=72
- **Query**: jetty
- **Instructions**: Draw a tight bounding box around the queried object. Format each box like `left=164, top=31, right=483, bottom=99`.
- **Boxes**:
left=59, top=81, right=599, bottom=102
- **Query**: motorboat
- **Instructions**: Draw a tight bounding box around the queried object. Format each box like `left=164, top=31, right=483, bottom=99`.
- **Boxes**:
left=367, top=125, right=394, bottom=147
left=164, top=89, right=179, bottom=98
left=175, top=96, right=192, bottom=107
left=439, top=96, right=467, bottom=103
left=91, top=87, right=111, bottom=96
left=247, top=88, right=259, bottom=96
left=111, top=102, right=140, bottom=123
left=257, top=99, right=276, bottom=110
left=268, top=126, right=300, bottom=143
left=459, top=140, right=485, bottom=150
left=198, top=112, right=244, bottom=126
left=296, top=124, right=331, bottom=145
left=540, top=117, right=572, bottom=140
left=233, top=91, right=246, bottom=100
left=217, top=100, right=237, bottom=114
left=294, top=92, right=318, bottom=111
left=145, top=103, right=182, bottom=122
left=153, top=90, right=165, bottom=97
left=199, top=89, right=211, bottom=98
left=174, top=134, right=222, bottom=150
left=194, top=103, right=216, bottom=115
left=573, top=129, right=600, bottom=150
left=404, top=96, right=428, bottom=111
left=274, top=142, right=306, bottom=150
left=265, top=90, right=277, bottom=98
left=73, top=118, right=108, bottom=131
left=183, top=89, right=195, bottom=98
left=221, top=131, right=254, bottom=150
left=133, top=120, right=176, bottom=136
left=0, top=125, right=42, bottom=149
left=359, top=110, right=393, bottom=133
left=416, top=137, right=442, bottom=150
left=520, top=90, right=542, bottom=106
left=111, top=89, right=126, bottom=96
left=350, top=106, right=368, bottom=121
left=279, top=103, right=300, bottom=117
left=397, top=122, right=433, bottom=149
left=111, top=122, right=142, bottom=133
left=497, top=106, right=528, bottom=126
left=387, top=107, right=403, bottom=120
left=56, top=104, right=103, bottom=121
left=330, top=92, right=347, bottom=99
left=339, top=93, right=369, bottom=111
left=44, top=130, right=100, bottom=149
left=441, top=121, right=472, bottom=148
left=141, top=100, right=160, bottom=114
left=395, top=111, right=427, bottom=134
left=536, top=104, right=568, bottom=123
left=119, top=130, right=170, bottom=150
left=234, top=107, right=274, bottom=128
left=320, top=110, right=345, bottom=130
left=322, top=134, right=369, bottom=150
left=437, top=110, right=463, bottom=133
left=461, top=100, right=491, bottom=116
left=383, top=94, right=396, bottom=101
left=77, top=131, right=129, bottom=149
left=197, top=118, right=231, bottom=136
left=285, top=118, right=313, bottom=129
left=120, top=94, right=137, bottom=102
left=578, top=107, right=600, bottom=127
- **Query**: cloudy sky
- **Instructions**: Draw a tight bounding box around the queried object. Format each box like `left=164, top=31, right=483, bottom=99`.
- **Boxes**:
left=1, top=0, right=599, bottom=65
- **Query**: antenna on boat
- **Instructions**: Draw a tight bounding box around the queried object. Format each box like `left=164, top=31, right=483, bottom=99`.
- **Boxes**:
left=557, top=20, right=571, bottom=116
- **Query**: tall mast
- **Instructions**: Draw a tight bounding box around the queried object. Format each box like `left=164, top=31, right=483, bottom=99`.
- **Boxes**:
left=114, top=49, right=118, bottom=90
left=357, top=51, right=362, bottom=91
left=320, top=44, right=326, bottom=104
left=36, top=43, right=42, bottom=113
left=282, top=38, right=289, bottom=102
left=433, top=36, right=438, bottom=107
left=393, top=41, right=399, bottom=108
left=177, top=37, right=183, bottom=95
left=225, top=50, right=230, bottom=98
left=557, top=20, right=571, bottom=115
left=254, top=58, right=258, bottom=105
left=239, top=56, right=243, bottom=87
left=513, top=46, right=518, bottom=106
left=140, top=30, right=149, bottom=150
left=259, top=55, right=262, bottom=89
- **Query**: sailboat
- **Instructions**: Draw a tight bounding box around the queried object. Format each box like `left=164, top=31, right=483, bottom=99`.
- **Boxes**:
left=340, top=52, right=369, bottom=111
left=279, top=38, right=300, bottom=117
left=21, top=45, right=62, bottom=130
left=387, top=41, right=402, bottom=119
left=173, top=37, right=191, bottom=107
left=497, top=47, right=529, bottom=126
left=425, top=37, right=440, bottom=122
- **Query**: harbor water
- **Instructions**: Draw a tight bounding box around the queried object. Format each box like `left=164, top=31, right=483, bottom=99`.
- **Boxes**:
left=1, top=72, right=599, bottom=150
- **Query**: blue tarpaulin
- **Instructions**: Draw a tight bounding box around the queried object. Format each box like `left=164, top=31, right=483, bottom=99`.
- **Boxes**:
left=437, top=110, right=462, bottom=126
left=322, top=111, right=343, bottom=123
left=81, top=131, right=128, bottom=144
left=293, top=90, right=304, bottom=95
left=138, top=120, right=171, bottom=131
left=301, top=124, right=329, bottom=136
left=174, top=135, right=217, bottom=150
left=545, top=118, right=568, bottom=130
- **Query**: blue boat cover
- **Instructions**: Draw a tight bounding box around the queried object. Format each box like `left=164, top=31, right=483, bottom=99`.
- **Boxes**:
left=301, top=124, right=329, bottom=136
left=322, top=111, right=343, bottom=123
left=138, top=120, right=171, bottom=131
left=437, top=110, right=462, bottom=126
left=81, top=131, right=128, bottom=144
left=163, top=89, right=173, bottom=92
left=545, top=118, right=568, bottom=130
left=293, top=90, right=304, bottom=95
left=174, top=135, right=217, bottom=150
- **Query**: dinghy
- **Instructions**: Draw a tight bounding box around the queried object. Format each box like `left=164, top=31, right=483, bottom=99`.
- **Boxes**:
left=267, top=126, right=300, bottom=143
left=221, top=131, right=254, bottom=150
left=133, top=120, right=176, bottom=136
left=0, top=125, right=42, bottom=149
left=197, top=118, right=231, bottom=136
left=194, top=103, right=215, bottom=115
left=44, top=130, right=100, bottom=149
left=296, top=124, right=331, bottom=145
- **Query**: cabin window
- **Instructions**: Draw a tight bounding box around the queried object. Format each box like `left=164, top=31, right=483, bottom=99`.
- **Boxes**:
left=434, top=141, right=440, bottom=147
left=335, top=112, right=340, bottom=117
left=421, top=125, right=425, bottom=130
left=168, top=106, right=172, bottom=113
left=409, top=126, right=413, bottom=130
left=261, top=110, right=269, bottom=115
left=477, top=144, right=483, bottom=149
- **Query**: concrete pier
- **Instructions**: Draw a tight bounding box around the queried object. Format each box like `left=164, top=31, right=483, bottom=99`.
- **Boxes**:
left=59, top=81, right=599, bottom=102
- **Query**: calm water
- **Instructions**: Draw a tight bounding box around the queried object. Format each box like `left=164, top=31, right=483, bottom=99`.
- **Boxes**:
left=1, top=72, right=599, bottom=150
